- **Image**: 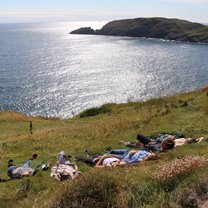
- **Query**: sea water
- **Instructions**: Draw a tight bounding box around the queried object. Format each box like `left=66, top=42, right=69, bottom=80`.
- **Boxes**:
left=0, top=21, right=208, bottom=118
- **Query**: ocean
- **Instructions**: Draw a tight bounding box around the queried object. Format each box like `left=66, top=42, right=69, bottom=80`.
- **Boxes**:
left=0, top=21, right=208, bottom=118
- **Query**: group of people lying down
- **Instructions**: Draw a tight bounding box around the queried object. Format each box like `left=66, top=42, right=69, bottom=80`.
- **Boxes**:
left=1, top=133, right=205, bottom=182
left=4, top=151, right=81, bottom=181
left=77, top=133, right=205, bottom=168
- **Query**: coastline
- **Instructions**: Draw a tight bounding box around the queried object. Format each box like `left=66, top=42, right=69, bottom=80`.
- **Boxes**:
left=70, top=17, right=208, bottom=44
left=0, top=85, right=207, bottom=120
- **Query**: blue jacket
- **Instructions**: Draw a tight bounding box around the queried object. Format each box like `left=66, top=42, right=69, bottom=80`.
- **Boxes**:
left=122, top=150, right=149, bottom=164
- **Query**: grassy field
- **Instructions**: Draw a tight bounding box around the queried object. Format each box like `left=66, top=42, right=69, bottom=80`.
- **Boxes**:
left=0, top=86, right=208, bottom=208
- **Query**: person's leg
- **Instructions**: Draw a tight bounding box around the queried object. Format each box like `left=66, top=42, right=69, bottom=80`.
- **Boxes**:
left=119, top=141, right=127, bottom=145
left=77, top=157, right=96, bottom=166
left=137, top=134, right=152, bottom=145
left=196, top=137, right=205, bottom=143
left=109, top=149, right=129, bottom=158
left=186, top=138, right=197, bottom=144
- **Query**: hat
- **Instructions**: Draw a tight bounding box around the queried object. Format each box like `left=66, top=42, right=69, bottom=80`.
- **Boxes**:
left=59, top=151, right=65, bottom=155
left=65, top=161, right=70, bottom=165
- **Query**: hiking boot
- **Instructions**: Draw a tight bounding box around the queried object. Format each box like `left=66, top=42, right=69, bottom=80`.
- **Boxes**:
left=32, top=170, right=39, bottom=176
left=0, top=178, right=8, bottom=182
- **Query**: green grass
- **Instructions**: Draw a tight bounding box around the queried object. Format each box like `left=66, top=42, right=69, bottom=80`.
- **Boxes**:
left=0, top=86, right=208, bottom=207
left=79, top=105, right=112, bottom=118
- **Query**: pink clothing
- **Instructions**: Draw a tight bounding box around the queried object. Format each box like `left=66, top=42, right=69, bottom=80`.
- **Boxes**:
left=174, top=138, right=188, bottom=147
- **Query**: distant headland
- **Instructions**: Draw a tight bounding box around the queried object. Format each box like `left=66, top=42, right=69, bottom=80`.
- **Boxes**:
left=70, top=17, right=208, bottom=43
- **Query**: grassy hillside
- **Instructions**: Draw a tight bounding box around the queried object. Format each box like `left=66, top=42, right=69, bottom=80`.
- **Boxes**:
left=71, top=17, right=208, bottom=43
left=0, top=86, right=208, bottom=208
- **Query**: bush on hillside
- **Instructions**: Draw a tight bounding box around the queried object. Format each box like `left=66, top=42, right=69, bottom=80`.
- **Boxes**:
left=80, top=106, right=112, bottom=118
left=172, top=176, right=208, bottom=208
left=57, top=170, right=134, bottom=208
left=152, top=156, right=208, bottom=183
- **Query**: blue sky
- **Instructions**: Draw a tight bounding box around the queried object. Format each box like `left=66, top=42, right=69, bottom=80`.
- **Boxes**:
left=0, top=0, right=208, bottom=23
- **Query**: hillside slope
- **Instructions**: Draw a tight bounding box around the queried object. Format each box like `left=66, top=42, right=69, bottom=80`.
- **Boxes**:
left=0, top=86, right=208, bottom=207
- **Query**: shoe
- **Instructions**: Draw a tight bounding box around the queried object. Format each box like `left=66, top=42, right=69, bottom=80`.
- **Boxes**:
left=32, top=170, right=39, bottom=176
left=0, top=178, right=8, bottom=182
left=42, top=164, right=49, bottom=171
left=84, top=149, right=90, bottom=157
left=197, top=137, right=205, bottom=143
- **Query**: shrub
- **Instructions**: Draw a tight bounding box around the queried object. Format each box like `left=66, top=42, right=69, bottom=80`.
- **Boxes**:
left=56, top=169, right=133, bottom=208
left=152, top=156, right=208, bottom=183
left=80, top=106, right=111, bottom=118
left=173, top=176, right=208, bottom=208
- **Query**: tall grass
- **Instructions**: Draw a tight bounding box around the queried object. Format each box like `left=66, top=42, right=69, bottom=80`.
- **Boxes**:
left=0, top=86, right=207, bottom=207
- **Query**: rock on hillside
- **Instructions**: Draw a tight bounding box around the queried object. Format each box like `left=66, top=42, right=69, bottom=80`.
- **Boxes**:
left=70, top=27, right=95, bottom=35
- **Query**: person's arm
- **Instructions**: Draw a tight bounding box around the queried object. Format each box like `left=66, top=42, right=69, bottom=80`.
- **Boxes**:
left=146, top=141, right=157, bottom=145
left=95, top=155, right=120, bottom=167
left=22, top=159, right=32, bottom=168
left=58, top=154, right=66, bottom=164
left=143, top=153, right=157, bottom=161
left=122, top=150, right=137, bottom=163
left=126, top=142, right=142, bottom=148
left=120, top=141, right=142, bottom=148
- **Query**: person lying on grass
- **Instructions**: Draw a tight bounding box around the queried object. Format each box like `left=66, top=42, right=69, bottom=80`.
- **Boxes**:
left=77, top=149, right=130, bottom=166
left=173, top=136, right=205, bottom=147
left=51, top=151, right=81, bottom=181
left=78, top=148, right=157, bottom=167
left=120, top=134, right=205, bottom=151
left=7, top=159, right=36, bottom=179
left=57, top=151, right=76, bottom=165
left=94, top=150, right=156, bottom=168
left=22, top=153, right=37, bottom=168
left=144, top=135, right=205, bottom=149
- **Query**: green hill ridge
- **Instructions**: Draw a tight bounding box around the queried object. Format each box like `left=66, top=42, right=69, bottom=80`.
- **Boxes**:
left=70, top=17, right=208, bottom=43
left=0, top=86, right=208, bottom=207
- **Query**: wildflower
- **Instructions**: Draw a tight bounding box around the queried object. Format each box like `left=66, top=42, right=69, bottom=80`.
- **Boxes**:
left=152, top=156, right=207, bottom=182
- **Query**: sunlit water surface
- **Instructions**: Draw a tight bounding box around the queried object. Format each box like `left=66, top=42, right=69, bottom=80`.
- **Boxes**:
left=0, top=22, right=208, bottom=118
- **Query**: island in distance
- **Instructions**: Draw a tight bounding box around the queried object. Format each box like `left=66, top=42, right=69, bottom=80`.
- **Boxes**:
left=70, top=17, right=208, bottom=43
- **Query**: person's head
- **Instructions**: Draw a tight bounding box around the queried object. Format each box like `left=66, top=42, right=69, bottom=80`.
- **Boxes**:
left=111, top=160, right=126, bottom=167
left=161, top=138, right=175, bottom=151
left=8, top=159, right=14, bottom=167
left=59, top=151, right=65, bottom=155
left=166, top=135, right=177, bottom=140
left=32, top=154, right=37, bottom=160
left=171, top=135, right=177, bottom=140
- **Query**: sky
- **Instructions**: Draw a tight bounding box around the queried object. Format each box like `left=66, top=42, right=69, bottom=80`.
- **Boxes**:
left=0, top=0, right=208, bottom=23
